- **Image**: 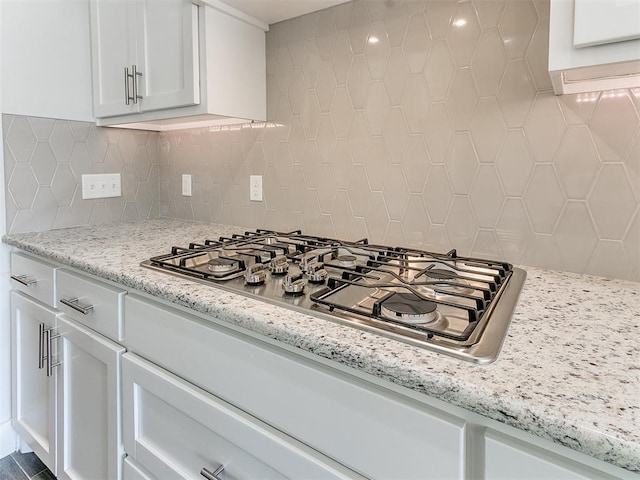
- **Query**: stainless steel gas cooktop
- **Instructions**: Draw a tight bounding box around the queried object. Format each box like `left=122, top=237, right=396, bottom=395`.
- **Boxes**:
left=141, top=229, right=526, bottom=364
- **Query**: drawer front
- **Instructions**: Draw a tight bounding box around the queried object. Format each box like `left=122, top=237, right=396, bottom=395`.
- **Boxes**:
left=125, top=295, right=465, bottom=479
left=57, top=269, right=125, bottom=342
left=122, top=353, right=356, bottom=480
left=10, top=252, right=58, bottom=305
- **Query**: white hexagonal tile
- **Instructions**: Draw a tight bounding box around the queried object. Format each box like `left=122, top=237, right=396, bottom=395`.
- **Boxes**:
left=586, top=240, right=636, bottom=280
left=105, top=144, right=125, bottom=173
left=497, top=61, right=537, bottom=128
left=403, top=13, right=431, bottom=73
left=472, top=0, right=505, bottom=29
left=525, top=16, right=552, bottom=91
left=331, top=190, right=355, bottom=236
left=364, top=23, right=390, bottom=80
left=445, top=196, right=477, bottom=255
left=365, top=191, right=389, bottom=242
left=330, top=86, right=354, bottom=138
left=317, top=163, right=338, bottom=214
left=470, top=98, right=507, bottom=164
left=364, top=81, right=390, bottom=136
left=524, top=93, right=566, bottom=162
left=121, top=165, right=138, bottom=202
left=472, top=30, right=507, bottom=97
left=402, top=75, right=430, bottom=135
left=625, top=132, right=640, bottom=200
left=317, top=115, right=337, bottom=164
left=498, top=0, right=538, bottom=60
left=555, top=126, right=601, bottom=199
left=134, top=145, right=153, bottom=182
left=135, top=182, right=154, bottom=219
left=365, top=137, right=389, bottom=191
left=347, top=164, right=370, bottom=216
left=300, top=92, right=322, bottom=139
left=288, top=67, right=306, bottom=115
left=587, top=163, right=637, bottom=240
left=384, top=221, right=407, bottom=246
left=402, top=135, right=430, bottom=193
left=496, top=198, right=533, bottom=264
left=247, top=143, right=267, bottom=175
left=332, top=139, right=354, bottom=190
left=348, top=111, right=371, bottom=164
left=382, top=108, right=409, bottom=163
left=317, top=9, right=337, bottom=60
left=425, top=0, right=456, bottom=39
left=330, top=31, right=353, bottom=85
left=383, top=1, right=410, bottom=47
left=557, top=91, right=599, bottom=126
left=446, top=2, right=481, bottom=67
left=403, top=194, right=430, bottom=247
left=445, top=68, right=479, bottom=131
left=288, top=118, right=307, bottom=160
left=50, top=164, right=76, bottom=206
left=424, top=41, right=454, bottom=101
left=622, top=210, right=639, bottom=278
left=10, top=210, right=38, bottom=235
left=301, top=141, right=321, bottom=188
left=423, top=103, right=453, bottom=164
left=9, top=163, right=38, bottom=208
left=302, top=189, right=323, bottom=233
left=32, top=187, right=57, bottom=231
left=472, top=230, right=501, bottom=261
left=553, top=201, right=598, bottom=273
left=382, top=165, right=410, bottom=221
left=348, top=0, right=370, bottom=54
left=301, top=39, right=322, bottom=89
left=69, top=121, right=91, bottom=143
left=275, top=48, right=294, bottom=93
left=496, top=131, right=534, bottom=197
left=347, top=55, right=371, bottom=109
left=7, top=116, right=37, bottom=162
left=316, top=60, right=338, bottom=113
left=50, top=120, right=76, bottom=162
left=383, top=48, right=410, bottom=106
left=524, top=165, right=565, bottom=234
left=470, top=165, right=504, bottom=229
left=446, top=133, right=478, bottom=194
left=28, top=117, right=55, bottom=140
left=31, top=142, right=57, bottom=185
left=423, top=164, right=453, bottom=224
left=590, top=90, right=639, bottom=162
left=522, top=234, right=563, bottom=270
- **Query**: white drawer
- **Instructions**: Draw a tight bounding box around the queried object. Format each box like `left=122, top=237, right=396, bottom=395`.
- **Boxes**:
left=57, top=269, right=126, bottom=342
left=125, top=295, right=466, bottom=480
left=10, top=252, right=58, bottom=306
left=122, top=353, right=356, bottom=480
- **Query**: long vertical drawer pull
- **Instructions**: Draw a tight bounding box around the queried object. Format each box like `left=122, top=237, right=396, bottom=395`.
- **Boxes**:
left=38, top=323, right=45, bottom=369
left=11, top=274, right=37, bottom=287
left=45, top=328, right=61, bottom=378
left=200, top=465, right=225, bottom=480
left=60, top=297, right=94, bottom=315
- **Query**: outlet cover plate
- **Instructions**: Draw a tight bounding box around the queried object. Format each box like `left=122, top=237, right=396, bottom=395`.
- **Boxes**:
left=250, top=175, right=263, bottom=201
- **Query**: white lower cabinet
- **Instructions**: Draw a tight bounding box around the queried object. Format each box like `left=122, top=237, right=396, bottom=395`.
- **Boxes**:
left=11, top=291, right=59, bottom=474
left=55, top=315, right=125, bottom=480
left=122, top=353, right=360, bottom=480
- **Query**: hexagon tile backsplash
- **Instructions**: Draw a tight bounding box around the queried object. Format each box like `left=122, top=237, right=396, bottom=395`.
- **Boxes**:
left=3, top=0, right=640, bottom=283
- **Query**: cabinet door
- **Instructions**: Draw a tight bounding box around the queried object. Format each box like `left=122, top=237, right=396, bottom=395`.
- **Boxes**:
left=11, top=291, right=59, bottom=475
left=55, top=315, right=125, bottom=480
left=122, top=353, right=356, bottom=480
left=90, top=0, right=139, bottom=117
left=134, top=0, right=200, bottom=112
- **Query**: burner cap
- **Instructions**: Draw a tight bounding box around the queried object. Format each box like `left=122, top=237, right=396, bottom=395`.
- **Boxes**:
left=380, top=293, right=439, bottom=324
left=337, top=254, right=357, bottom=268
left=208, top=258, right=239, bottom=276
left=424, top=268, right=458, bottom=281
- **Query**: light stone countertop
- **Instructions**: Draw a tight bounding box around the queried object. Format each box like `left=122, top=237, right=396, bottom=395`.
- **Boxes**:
left=4, top=218, right=640, bottom=474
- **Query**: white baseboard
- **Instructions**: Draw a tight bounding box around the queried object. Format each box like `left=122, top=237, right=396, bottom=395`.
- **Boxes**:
left=0, top=420, right=17, bottom=457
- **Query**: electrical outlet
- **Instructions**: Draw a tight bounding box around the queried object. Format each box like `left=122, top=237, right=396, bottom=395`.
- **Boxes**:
left=81, top=174, right=121, bottom=199
left=182, top=174, right=192, bottom=196
left=250, top=175, right=263, bottom=202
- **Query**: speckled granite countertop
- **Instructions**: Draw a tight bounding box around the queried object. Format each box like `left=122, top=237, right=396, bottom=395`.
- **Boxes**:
left=4, top=218, right=640, bottom=474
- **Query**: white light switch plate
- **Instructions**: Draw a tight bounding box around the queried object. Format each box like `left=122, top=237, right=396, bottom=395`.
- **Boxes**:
left=250, top=175, right=263, bottom=202
left=182, top=174, right=192, bottom=196
left=81, top=174, right=121, bottom=199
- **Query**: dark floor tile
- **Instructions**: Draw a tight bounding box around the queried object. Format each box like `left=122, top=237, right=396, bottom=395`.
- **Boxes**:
left=9, top=453, right=46, bottom=478
left=30, top=470, right=55, bottom=480
left=0, top=455, right=29, bottom=480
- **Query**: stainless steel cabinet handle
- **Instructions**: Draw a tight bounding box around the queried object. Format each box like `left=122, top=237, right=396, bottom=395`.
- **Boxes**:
left=125, top=66, right=131, bottom=105
left=11, top=274, right=37, bottom=287
left=60, top=297, right=94, bottom=315
left=200, top=465, right=224, bottom=480
left=132, top=64, right=143, bottom=104
left=38, top=323, right=45, bottom=369
left=45, top=328, right=61, bottom=378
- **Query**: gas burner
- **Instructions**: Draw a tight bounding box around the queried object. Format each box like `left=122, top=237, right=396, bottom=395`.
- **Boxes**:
left=208, top=258, right=240, bottom=277
left=245, top=264, right=267, bottom=286
left=282, top=274, right=306, bottom=295
left=421, top=268, right=473, bottom=295
left=380, top=292, right=442, bottom=325
left=336, top=254, right=357, bottom=268
left=305, top=261, right=328, bottom=284
left=269, top=255, right=289, bottom=275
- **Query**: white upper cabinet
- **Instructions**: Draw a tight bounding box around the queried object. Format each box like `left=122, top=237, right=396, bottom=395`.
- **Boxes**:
left=90, top=0, right=200, bottom=118
left=93, top=0, right=267, bottom=130
left=549, top=0, right=640, bottom=94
